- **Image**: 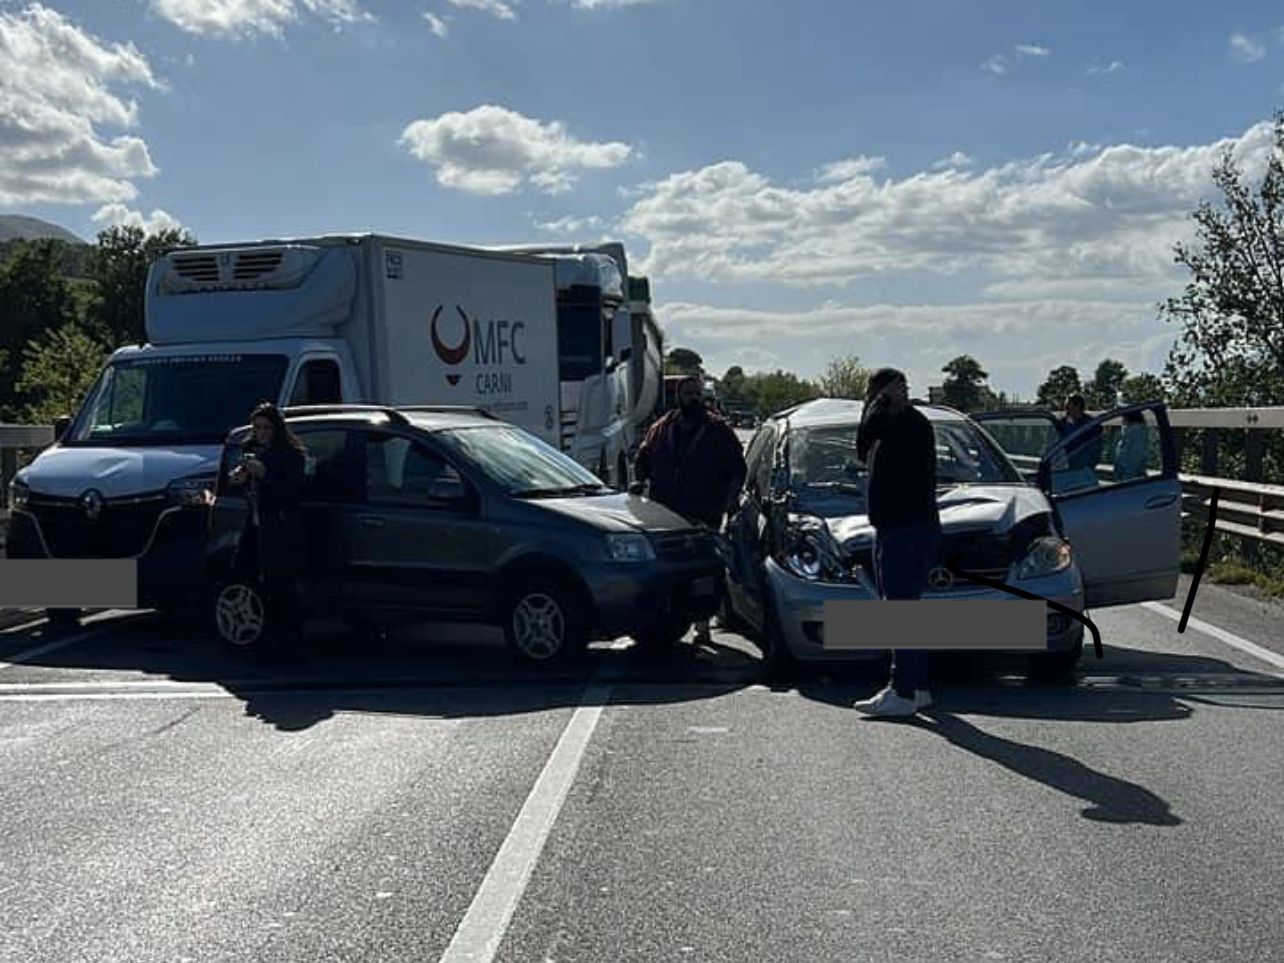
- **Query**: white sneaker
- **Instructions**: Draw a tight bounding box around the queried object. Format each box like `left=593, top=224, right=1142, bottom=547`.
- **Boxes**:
left=853, top=686, right=929, bottom=717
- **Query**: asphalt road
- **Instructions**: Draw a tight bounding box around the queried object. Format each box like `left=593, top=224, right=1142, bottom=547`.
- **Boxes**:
left=1, top=578, right=1282, bottom=963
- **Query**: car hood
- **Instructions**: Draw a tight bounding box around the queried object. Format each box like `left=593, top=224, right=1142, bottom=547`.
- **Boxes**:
left=820, top=484, right=1052, bottom=551
left=526, top=492, right=696, bottom=533
left=15, top=444, right=221, bottom=499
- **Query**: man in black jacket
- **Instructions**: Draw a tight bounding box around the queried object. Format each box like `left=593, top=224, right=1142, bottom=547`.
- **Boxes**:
left=852, top=368, right=941, bottom=718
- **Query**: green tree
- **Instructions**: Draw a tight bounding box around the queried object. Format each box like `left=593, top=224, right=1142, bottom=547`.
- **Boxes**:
left=1084, top=359, right=1128, bottom=409
left=664, top=347, right=703, bottom=375
left=743, top=370, right=819, bottom=417
left=87, top=224, right=196, bottom=346
left=817, top=353, right=870, bottom=400
left=940, top=355, right=989, bottom=412
left=1036, top=365, right=1082, bottom=407
left=0, top=239, right=77, bottom=418
left=1120, top=372, right=1164, bottom=405
left=15, top=323, right=108, bottom=424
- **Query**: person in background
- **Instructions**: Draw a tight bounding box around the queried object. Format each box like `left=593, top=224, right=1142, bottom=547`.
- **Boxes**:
left=631, top=374, right=746, bottom=645
left=229, top=401, right=308, bottom=661
left=1057, top=393, right=1104, bottom=473
left=852, top=367, right=942, bottom=718
left=1113, top=410, right=1149, bottom=482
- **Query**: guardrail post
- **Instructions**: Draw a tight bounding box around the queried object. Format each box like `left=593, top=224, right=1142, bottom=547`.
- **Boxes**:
left=1243, top=430, right=1265, bottom=565
left=1200, top=428, right=1221, bottom=477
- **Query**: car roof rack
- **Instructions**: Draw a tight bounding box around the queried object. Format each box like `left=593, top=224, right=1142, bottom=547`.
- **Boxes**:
left=280, top=404, right=410, bottom=426
left=280, top=404, right=498, bottom=425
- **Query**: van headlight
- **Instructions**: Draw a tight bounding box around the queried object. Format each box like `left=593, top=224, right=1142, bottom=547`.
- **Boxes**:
left=606, top=533, right=655, bottom=562
left=1013, top=536, right=1073, bottom=580
left=168, top=474, right=216, bottom=508
left=9, top=479, right=29, bottom=511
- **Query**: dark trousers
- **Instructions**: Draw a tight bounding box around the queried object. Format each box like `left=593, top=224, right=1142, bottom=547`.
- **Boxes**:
left=874, top=522, right=942, bottom=697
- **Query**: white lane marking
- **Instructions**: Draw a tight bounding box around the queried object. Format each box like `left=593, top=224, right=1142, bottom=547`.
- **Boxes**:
left=0, top=691, right=236, bottom=702
left=0, top=611, right=131, bottom=672
left=1142, top=602, right=1284, bottom=675
left=438, top=681, right=613, bottom=963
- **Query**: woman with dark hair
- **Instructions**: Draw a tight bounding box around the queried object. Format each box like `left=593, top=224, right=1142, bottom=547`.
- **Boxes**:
left=228, top=401, right=308, bottom=658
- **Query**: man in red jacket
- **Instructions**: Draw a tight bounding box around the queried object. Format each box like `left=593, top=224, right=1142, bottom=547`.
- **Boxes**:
left=631, top=374, right=746, bottom=643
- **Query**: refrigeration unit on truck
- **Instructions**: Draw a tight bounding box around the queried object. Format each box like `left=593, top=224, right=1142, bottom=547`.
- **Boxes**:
left=488, top=241, right=664, bottom=489
left=4, top=233, right=604, bottom=622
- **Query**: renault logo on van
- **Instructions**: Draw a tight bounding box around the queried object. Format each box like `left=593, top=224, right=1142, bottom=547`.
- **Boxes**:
left=81, top=489, right=105, bottom=521
left=430, top=305, right=472, bottom=385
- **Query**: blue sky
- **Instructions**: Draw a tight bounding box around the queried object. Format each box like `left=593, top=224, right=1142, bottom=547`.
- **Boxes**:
left=3, top=0, right=1284, bottom=398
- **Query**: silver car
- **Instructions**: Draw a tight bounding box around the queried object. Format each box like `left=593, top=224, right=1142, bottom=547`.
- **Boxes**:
left=723, top=398, right=1182, bottom=677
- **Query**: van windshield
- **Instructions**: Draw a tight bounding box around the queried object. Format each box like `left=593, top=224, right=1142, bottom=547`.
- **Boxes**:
left=67, top=354, right=290, bottom=447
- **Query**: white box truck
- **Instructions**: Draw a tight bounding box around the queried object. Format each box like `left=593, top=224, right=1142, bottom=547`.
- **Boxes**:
left=6, top=233, right=658, bottom=621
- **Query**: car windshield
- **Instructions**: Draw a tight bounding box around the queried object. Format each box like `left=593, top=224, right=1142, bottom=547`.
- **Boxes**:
left=786, top=417, right=1022, bottom=498
left=68, top=354, right=289, bottom=447
left=437, top=425, right=608, bottom=496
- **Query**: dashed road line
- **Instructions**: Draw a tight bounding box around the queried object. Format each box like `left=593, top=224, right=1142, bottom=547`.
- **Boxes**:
left=0, top=611, right=131, bottom=672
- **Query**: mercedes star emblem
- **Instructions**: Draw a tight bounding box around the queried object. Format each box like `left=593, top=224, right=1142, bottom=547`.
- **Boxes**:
left=926, top=565, right=953, bottom=591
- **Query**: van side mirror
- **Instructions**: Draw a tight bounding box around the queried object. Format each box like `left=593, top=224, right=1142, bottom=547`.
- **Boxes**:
left=53, top=416, right=72, bottom=441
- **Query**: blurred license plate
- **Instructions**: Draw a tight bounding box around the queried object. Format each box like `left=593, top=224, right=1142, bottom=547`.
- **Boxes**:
left=692, top=576, right=717, bottom=596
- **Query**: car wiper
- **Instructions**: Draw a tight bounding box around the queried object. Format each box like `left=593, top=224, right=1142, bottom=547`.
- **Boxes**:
left=511, top=483, right=608, bottom=498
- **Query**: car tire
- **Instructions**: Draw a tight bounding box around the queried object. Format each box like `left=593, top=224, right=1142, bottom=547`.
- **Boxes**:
left=503, top=577, right=588, bottom=667
left=46, top=608, right=82, bottom=629
left=1027, top=633, right=1084, bottom=683
left=212, top=579, right=269, bottom=653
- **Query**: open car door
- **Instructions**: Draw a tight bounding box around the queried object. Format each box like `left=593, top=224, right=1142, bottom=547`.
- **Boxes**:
left=973, top=403, right=1181, bottom=609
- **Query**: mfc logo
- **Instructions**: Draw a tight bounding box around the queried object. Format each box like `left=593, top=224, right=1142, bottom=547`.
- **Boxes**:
left=430, top=305, right=527, bottom=391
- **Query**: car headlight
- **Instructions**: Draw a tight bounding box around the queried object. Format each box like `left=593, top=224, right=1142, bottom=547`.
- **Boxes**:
left=779, top=518, right=854, bottom=583
left=1013, top=535, right=1073, bottom=580
left=606, top=533, right=656, bottom=562
left=8, top=479, right=29, bottom=511
left=168, top=474, right=217, bottom=508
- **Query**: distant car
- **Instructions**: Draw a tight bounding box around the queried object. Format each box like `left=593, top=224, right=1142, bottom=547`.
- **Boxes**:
left=723, top=398, right=1181, bottom=678
left=205, top=405, right=724, bottom=664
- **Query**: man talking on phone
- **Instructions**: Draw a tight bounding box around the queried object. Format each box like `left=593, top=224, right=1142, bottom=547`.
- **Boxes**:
left=852, top=367, right=942, bottom=718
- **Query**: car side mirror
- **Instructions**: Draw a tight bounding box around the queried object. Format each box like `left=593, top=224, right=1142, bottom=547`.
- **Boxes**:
left=424, top=477, right=467, bottom=502
left=53, top=415, right=72, bottom=441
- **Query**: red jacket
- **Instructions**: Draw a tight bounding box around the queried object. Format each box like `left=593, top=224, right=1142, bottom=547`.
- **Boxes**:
left=634, top=409, right=746, bottom=522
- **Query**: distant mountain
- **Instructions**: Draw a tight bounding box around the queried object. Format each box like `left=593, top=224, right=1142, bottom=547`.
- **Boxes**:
left=0, top=214, right=84, bottom=245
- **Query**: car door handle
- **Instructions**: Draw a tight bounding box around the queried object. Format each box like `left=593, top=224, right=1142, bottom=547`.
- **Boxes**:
left=1144, top=494, right=1177, bottom=509
left=359, top=515, right=386, bottom=527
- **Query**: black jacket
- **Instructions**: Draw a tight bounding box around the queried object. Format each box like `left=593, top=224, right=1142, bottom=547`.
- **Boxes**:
left=239, top=443, right=306, bottom=579
left=856, top=400, right=939, bottom=531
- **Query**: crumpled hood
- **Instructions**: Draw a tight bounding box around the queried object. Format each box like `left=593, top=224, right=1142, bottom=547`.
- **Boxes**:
left=16, top=444, right=221, bottom=499
left=527, top=493, right=695, bottom=533
left=820, top=485, right=1053, bottom=552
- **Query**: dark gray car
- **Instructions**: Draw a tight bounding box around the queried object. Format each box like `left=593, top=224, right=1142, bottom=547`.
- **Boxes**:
left=204, top=406, right=724, bottom=664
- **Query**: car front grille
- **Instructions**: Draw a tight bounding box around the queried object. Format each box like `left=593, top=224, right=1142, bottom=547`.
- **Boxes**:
left=651, top=530, right=715, bottom=562
left=28, top=494, right=169, bottom=558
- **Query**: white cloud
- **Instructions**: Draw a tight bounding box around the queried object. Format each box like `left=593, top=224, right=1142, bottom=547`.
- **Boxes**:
left=1015, top=43, right=1051, bottom=57
left=618, top=121, right=1275, bottom=295
left=932, top=151, right=972, bottom=170
left=423, top=11, right=448, bottom=36
left=399, top=104, right=632, bottom=195
left=1229, top=32, right=1266, bottom=63
left=982, top=54, right=1007, bottom=75
left=0, top=4, right=161, bottom=206
left=816, top=155, right=885, bottom=183
left=92, top=203, right=185, bottom=235
left=150, top=0, right=373, bottom=39
left=445, top=0, right=517, bottom=20
left=535, top=214, right=605, bottom=233
left=1088, top=59, right=1123, bottom=75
